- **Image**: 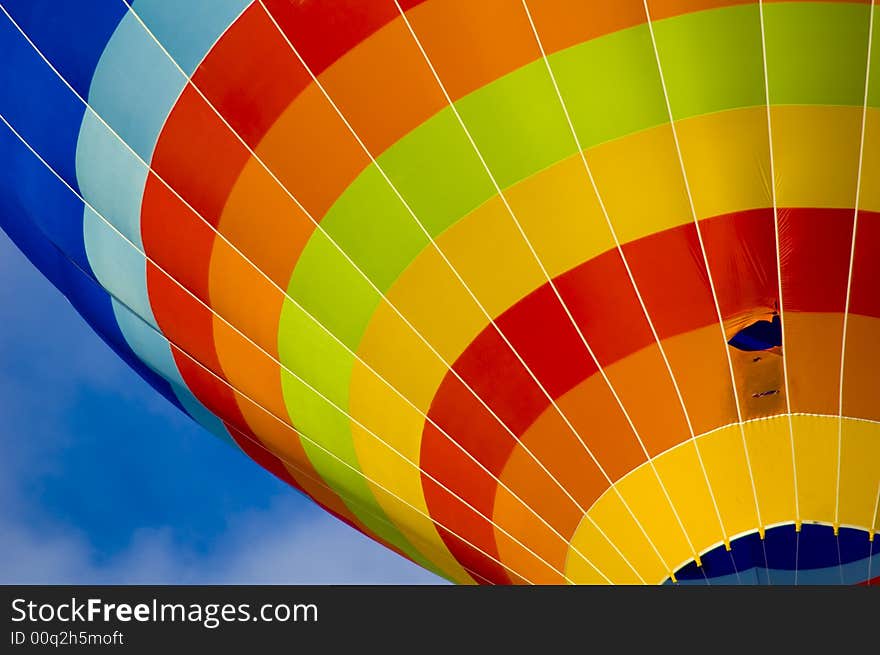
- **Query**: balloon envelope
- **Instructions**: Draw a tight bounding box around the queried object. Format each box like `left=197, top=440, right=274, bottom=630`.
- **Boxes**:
left=1, top=0, right=879, bottom=584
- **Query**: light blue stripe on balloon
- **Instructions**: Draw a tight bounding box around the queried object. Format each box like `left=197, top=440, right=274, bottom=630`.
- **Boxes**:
left=77, top=0, right=253, bottom=248
left=78, top=8, right=186, bottom=347
left=84, top=12, right=183, bottom=163
left=77, top=1, right=248, bottom=440
left=789, top=548, right=880, bottom=585
left=132, top=0, right=252, bottom=74
left=76, top=112, right=149, bottom=249
left=82, top=206, right=155, bottom=329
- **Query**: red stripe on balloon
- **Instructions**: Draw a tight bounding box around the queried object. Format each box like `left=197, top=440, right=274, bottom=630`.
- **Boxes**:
left=621, top=223, right=720, bottom=339
left=851, top=210, right=880, bottom=317
left=148, top=86, right=250, bottom=229
left=192, top=4, right=313, bottom=148
left=148, top=263, right=247, bottom=442
left=780, top=208, right=854, bottom=312
left=262, top=0, right=427, bottom=76
left=141, top=175, right=217, bottom=300
left=700, top=208, right=778, bottom=318
left=421, top=472, right=516, bottom=584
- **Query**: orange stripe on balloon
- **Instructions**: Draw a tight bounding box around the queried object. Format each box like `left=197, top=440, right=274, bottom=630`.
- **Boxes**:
left=253, top=84, right=371, bottom=220
left=403, top=1, right=542, bottom=100
left=142, top=154, right=367, bottom=533
left=206, top=239, right=378, bottom=528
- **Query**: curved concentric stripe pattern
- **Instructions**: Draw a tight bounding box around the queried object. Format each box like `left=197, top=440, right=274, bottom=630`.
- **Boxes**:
left=1, top=0, right=878, bottom=584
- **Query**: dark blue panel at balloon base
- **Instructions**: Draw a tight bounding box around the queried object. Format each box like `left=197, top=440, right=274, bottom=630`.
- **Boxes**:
left=1, top=0, right=127, bottom=99
left=0, top=1, right=125, bottom=269
left=0, top=2, right=187, bottom=421
left=667, top=524, right=878, bottom=585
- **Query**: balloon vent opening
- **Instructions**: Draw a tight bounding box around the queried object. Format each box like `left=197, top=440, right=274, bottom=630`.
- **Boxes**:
left=728, top=314, right=782, bottom=352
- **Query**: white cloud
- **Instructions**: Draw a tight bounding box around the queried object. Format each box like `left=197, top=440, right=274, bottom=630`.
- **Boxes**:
left=0, top=496, right=445, bottom=585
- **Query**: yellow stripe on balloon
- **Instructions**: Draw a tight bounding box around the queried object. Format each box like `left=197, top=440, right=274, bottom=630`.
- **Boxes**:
left=791, top=414, right=838, bottom=527
left=582, top=488, right=672, bottom=584
left=771, top=106, right=864, bottom=208
left=569, top=413, right=880, bottom=583
left=860, top=111, right=880, bottom=213
left=562, top=516, right=640, bottom=585
left=839, top=418, right=880, bottom=531
left=347, top=377, right=477, bottom=584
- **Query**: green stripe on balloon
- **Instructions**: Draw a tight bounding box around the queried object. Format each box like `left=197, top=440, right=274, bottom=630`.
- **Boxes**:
left=277, top=241, right=442, bottom=574
left=763, top=2, right=872, bottom=107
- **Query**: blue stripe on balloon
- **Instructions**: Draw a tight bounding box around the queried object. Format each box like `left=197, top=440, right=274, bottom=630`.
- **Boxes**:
left=0, top=131, right=183, bottom=414
left=0, top=16, right=92, bottom=264
left=669, top=549, right=880, bottom=585
left=1, top=0, right=127, bottom=102
left=0, top=122, right=232, bottom=442
left=77, top=111, right=151, bottom=251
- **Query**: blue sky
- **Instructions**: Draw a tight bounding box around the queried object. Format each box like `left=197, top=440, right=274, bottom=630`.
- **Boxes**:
left=0, top=228, right=442, bottom=584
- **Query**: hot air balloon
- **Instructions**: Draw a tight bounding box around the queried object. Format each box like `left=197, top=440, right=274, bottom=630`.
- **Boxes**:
left=1, top=0, right=879, bottom=585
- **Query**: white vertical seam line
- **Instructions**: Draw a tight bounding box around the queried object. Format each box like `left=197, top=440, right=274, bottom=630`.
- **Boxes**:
left=758, top=0, right=801, bottom=527
left=522, top=0, right=762, bottom=565
left=835, top=0, right=875, bottom=530
left=642, top=0, right=745, bottom=549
